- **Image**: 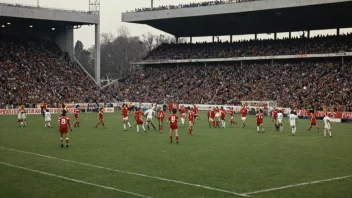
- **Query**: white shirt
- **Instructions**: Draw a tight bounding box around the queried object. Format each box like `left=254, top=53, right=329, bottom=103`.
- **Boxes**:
left=144, top=109, right=155, bottom=117
left=289, top=114, right=297, bottom=124
left=323, top=116, right=330, bottom=125
left=45, top=112, right=51, bottom=119
left=277, top=113, right=283, bottom=120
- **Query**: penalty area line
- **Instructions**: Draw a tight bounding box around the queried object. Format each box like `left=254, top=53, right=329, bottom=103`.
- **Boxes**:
left=0, top=162, right=152, bottom=198
left=0, top=147, right=248, bottom=197
left=242, top=175, right=352, bottom=196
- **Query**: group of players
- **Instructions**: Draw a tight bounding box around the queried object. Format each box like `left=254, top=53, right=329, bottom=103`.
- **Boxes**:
left=17, top=103, right=333, bottom=148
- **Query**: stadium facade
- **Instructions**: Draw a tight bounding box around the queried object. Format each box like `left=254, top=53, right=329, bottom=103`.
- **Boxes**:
left=122, top=0, right=352, bottom=65
left=0, top=2, right=101, bottom=84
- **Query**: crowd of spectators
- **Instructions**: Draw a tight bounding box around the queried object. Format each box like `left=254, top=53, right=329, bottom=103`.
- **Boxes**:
left=106, top=60, right=352, bottom=112
left=144, top=34, right=352, bottom=60
left=133, top=0, right=260, bottom=12
left=0, top=35, right=111, bottom=108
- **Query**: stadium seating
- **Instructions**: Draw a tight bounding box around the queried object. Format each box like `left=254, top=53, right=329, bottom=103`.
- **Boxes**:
left=107, top=60, right=352, bottom=111
left=134, top=0, right=261, bottom=12
left=144, top=34, right=352, bottom=60
left=0, top=36, right=110, bottom=108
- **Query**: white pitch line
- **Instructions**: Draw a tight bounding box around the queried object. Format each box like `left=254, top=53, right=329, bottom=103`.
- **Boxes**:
left=242, top=175, right=352, bottom=196
left=0, top=147, right=248, bottom=197
left=0, top=162, right=152, bottom=198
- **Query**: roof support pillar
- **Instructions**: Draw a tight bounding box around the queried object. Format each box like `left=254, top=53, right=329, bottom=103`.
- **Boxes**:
left=190, top=37, right=192, bottom=43
left=176, top=37, right=179, bottom=44
left=151, top=0, right=154, bottom=8
left=212, top=36, right=215, bottom=43
left=289, top=32, right=291, bottom=39
left=307, top=30, right=310, bottom=38
left=230, top=35, right=232, bottom=43
left=255, top=33, right=257, bottom=40
left=95, top=24, right=101, bottom=86
left=274, top=33, right=277, bottom=40
left=337, top=28, right=340, bottom=36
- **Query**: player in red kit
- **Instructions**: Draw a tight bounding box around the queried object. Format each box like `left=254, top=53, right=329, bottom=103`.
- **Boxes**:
left=95, top=108, right=105, bottom=128
left=210, top=108, right=216, bottom=127
left=188, top=107, right=194, bottom=135
left=240, top=105, right=248, bottom=128
left=57, top=110, right=72, bottom=148
left=158, top=109, right=165, bottom=133
left=220, top=107, right=226, bottom=128
left=228, top=107, right=238, bottom=127
left=256, top=109, right=265, bottom=133
left=74, top=105, right=80, bottom=128
left=308, top=111, right=320, bottom=132
left=168, top=103, right=173, bottom=113
left=168, top=109, right=179, bottom=143
left=193, top=105, right=199, bottom=122
left=179, top=105, right=186, bottom=126
left=122, top=104, right=132, bottom=131
left=134, top=108, right=146, bottom=132
left=272, top=108, right=279, bottom=131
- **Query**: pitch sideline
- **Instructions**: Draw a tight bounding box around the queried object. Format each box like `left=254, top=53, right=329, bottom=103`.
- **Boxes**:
left=241, top=175, right=352, bottom=196
left=0, top=162, right=152, bottom=198
left=0, top=147, right=249, bottom=197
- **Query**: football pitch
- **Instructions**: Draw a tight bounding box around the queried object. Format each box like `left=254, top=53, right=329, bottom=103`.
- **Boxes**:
left=0, top=112, right=351, bottom=198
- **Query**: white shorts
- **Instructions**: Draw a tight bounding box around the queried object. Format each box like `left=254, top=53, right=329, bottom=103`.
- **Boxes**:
left=277, top=119, right=283, bottom=125
left=241, top=117, right=246, bottom=121
left=45, top=118, right=51, bottom=122
left=215, top=117, right=220, bottom=121
left=215, top=113, right=220, bottom=118
left=146, top=116, right=153, bottom=122
left=123, top=117, right=128, bottom=121
left=18, top=114, right=22, bottom=119
left=230, top=116, right=234, bottom=120
left=324, top=123, right=331, bottom=130
left=181, top=113, right=186, bottom=117
left=209, top=118, right=214, bottom=122
left=21, top=115, right=26, bottom=119
left=290, top=121, right=296, bottom=127
left=189, top=121, right=193, bottom=127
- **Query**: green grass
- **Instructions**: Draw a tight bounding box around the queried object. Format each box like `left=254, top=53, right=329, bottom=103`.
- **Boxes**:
left=0, top=112, right=351, bottom=198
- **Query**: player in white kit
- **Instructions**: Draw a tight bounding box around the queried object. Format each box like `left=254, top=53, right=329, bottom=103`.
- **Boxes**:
left=44, top=109, right=52, bottom=128
left=277, top=110, right=284, bottom=132
left=289, top=110, right=298, bottom=136
left=323, top=115, right=332, bottom=138
left=144, top=106, right=156, bottom=130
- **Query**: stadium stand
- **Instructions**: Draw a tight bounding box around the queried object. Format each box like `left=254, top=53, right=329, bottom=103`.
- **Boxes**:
left=107, top=60, right=352, bottom=111
left=0, top=35, right=109, bottom=108
left=133, top=0, right=261, bottom=12
left=144, top=34, right=352, bottom=60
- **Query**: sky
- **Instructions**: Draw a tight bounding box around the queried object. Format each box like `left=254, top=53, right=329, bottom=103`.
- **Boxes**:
left=4, top=0, right=352, bottom=48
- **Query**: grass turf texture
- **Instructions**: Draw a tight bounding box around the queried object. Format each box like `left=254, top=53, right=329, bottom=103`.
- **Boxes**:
left=0, top=112, right=351, bottom=198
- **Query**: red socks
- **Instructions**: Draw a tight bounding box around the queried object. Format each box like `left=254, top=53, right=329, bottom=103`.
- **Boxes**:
left=176, top=136, right=179, bottom=141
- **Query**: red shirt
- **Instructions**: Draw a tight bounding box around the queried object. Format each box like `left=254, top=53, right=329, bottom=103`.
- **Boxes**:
left=193, top=107, right=199, bottom=115
left=180, top=107, right=186, bottom=114
left=256, top=113, right=263, bottom=123
left=220, top=109, right=226, bottom=119
left=168, top=114, right=178, bottom=129
left=168, top=103, right=173, bottom=110
left=228, top=109, right=234, bottom=117
left=273, top=110, right=278, bottom=119
left=158, top=111, right=165, bottom=120
left=240, top=107, right=247, bottom=117
left=58, top=116, right=70, bottom=129
left=310, top=114, right=316, bottom=123
left=210, top=110, right=215, bottom=119
left=122, top=107, right=128, bottom=118
left=188, top=111, right=194, bottom=122
left=134, top=111, right=143, bottom=122
left=74, top=108, right=80, bottom=115
left=99, top=110, right=104, bottom=119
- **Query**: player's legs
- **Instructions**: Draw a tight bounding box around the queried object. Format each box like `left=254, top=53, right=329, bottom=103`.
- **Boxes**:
left=95, top=118, right=101, bottom=127
left=123, top=119, right=127, bottom=131
left=242, top=117, right=246, bottom=128
left=261, top=123, right=265, bottom=132
left=65, top=132, right=69, bottom=148
left=169, top=128, right=173, bottom=142
left=257, top=123, right=260, bottom=133
left=175, top=129, right=179, bottom=143
left=181, top=115, right=185, bottom=126
left=60, top=133, right=64, bottom=147
left=159, top=120, right=163, bottom=132
left=189, top=121, right=193, bottom=135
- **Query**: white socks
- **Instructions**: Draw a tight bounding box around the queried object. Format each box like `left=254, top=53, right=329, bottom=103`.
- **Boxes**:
left=127, top=122, right=131, bottom=128
left=136, top=125, right=139, bottom=132
left=181, top=118, right=185, bottom=125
